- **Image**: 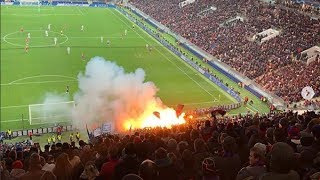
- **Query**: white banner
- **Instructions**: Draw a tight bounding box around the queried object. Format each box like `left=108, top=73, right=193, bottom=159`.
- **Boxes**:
left=102, top=122, right=112, bottom=133
left=93, top=128, right=102, bottom=137
left=198, top=68, right=205, bottom=74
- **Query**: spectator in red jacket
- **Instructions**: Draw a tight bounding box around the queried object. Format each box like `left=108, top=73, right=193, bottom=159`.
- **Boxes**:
left=100, top=146, right=119, bottom=179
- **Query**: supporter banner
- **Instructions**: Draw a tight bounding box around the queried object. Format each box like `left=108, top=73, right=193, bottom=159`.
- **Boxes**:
left=198, top=68, right=205, bottom=74
left=102, top=122, right=112, bottom=133
left=89, top=4, right=115, bottom=8
left=93, top=128, right=102, bottom=137
left=1, top=2, right=14, bottom=5
left=1, top=125, right=73, bottom=138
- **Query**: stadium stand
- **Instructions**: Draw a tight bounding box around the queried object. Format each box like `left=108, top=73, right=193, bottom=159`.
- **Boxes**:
left=130, top=0, right=320, bottom=103
left=1, top=110, right=320, bottom=179
left=1, top=1, right=319, bottom=179
left=281, top=0, right=320, bottom=14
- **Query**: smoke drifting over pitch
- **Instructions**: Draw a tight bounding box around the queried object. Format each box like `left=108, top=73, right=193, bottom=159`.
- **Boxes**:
left=34, top=93, right=73, bottom=125
left=71, top=56, right=163, bottom=132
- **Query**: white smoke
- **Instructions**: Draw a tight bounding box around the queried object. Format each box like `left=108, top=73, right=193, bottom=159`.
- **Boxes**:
left=35, top=93, right=73, bottom=124
left=71, top=56, right=163, bottom=132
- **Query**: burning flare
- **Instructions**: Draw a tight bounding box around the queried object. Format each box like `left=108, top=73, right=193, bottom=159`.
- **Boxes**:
left=123, top=104, right=185, bottom=131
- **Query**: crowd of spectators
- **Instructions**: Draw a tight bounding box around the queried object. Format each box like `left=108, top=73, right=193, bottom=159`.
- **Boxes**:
left=281, top=0, right=320, bottom=15
left=302, top=99, right=320, bottom=109
left=288, top=98, right=320, bottom=110
left=1, top=110, right=320, bottom=180
left=130, top=0, right=320, bottom=103
left=256, top=60, right=320, bottom=103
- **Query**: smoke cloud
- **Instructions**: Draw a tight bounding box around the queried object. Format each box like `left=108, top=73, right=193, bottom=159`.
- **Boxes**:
left=71, top=56, right=163, bottom=132
left=34, top=92, right=73, bottom=125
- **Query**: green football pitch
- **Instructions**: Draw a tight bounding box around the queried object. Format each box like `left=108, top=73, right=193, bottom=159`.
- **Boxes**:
left=1, top=6, right=268, bottom=131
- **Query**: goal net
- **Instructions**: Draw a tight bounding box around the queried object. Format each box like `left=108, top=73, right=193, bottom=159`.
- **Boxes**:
left=28, top=101, right=75, bottom=125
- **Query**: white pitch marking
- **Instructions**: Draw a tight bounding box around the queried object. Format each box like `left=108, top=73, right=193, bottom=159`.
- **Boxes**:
left=7, top=75, right=76, bottom=85
left=3, top=30, right=69, bottom=47
left=1, top=119, right=29, bottom=123
left=1, top=104, right=29, bottom=109
left=1, top=80, right=77, bottom=86
left=77, top=6, right=84, bottom=15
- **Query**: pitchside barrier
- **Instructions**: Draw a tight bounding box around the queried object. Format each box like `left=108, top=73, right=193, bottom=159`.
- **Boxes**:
left=217, top=102, right=242, bottom=111
left=1, top=125, right=73, bottom=139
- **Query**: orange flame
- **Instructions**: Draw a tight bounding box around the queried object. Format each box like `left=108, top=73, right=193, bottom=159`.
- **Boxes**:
left=122, top=105, right=186, bottom=131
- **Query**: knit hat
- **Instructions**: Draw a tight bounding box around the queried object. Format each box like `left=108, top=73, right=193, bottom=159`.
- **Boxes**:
left=16, top=147, right=23, bottom=152
left=12, top=160, right=23, bottom=169
left=288, top=126, right=300, bottom=140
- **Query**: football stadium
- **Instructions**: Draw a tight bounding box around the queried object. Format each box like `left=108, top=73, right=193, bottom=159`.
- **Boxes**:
left=0, top=0, right=320, bottom=179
